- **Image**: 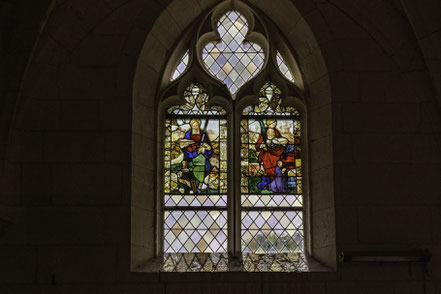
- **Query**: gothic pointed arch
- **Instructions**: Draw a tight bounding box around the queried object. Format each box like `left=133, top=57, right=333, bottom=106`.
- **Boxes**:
left=131, top=0, right=336, bottom=272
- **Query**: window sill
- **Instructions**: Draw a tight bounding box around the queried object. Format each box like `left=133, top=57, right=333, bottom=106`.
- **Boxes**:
left=139, top=253, right=330, bottom=273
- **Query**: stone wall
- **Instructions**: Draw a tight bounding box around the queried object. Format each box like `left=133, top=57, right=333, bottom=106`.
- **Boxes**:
left=0, top=0, right=440, bottom=293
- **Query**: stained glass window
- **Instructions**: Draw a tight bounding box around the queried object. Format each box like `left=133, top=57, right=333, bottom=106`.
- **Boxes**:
left=240, top=82, right=304, bottom=258
left=276, top=51, right=294, bottom=83
left=164, top=83, right=228, bottom=255
left=160, top=2, right=310, bottom=272
left=202, top=11, right=265, bottom=97
left=171, top=49, right=189, bottom=81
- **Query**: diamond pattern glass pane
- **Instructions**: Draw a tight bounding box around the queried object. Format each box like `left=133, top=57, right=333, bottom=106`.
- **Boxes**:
left=163, top=253, right=228, bottom=272
left=202, top=11, right=265, bottom=97
left=241, top=211, right=303, bottom=254
left=164, top=210, right=228, bottom=253
left=171, top=49, right=189, bottom=81
left=241, top=194, right=302, bottom=208
left=165, top=195, right=227, bottom=207
left=276, top=51, right=294, bottom=83
left=242, top=253, right=308, bottom=272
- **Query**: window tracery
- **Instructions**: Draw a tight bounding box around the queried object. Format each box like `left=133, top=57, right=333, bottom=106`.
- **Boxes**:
left=276, top=51, right=294, bottom=83
left=171, top=49, right=189, bottom=81
left=202, top=10, right=264, bottom=96
left=161, top=1, right=308, bottom=272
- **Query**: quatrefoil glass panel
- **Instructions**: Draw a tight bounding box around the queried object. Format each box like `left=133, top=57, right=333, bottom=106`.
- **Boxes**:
left=202, top=11, right=265, bottom=97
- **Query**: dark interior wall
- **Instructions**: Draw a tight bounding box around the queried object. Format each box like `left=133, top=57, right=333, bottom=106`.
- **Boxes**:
left=0, top=0, right=440, bottom=293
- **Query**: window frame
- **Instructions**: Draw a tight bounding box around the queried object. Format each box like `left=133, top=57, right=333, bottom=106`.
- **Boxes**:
left=157, top=3, right=310, bottom=259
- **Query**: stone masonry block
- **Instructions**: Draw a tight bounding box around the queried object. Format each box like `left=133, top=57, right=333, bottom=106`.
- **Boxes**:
left=37, top=245, right=116, bottom=283
left=131, top=206, right=154, bottom=247
left=311, top=166, right=335, bottom=211
left=8, top=131, right=44, bottom=162
left=101, top=99, right=131, bottom=131
left=60, top=101, right=101, bottom=130
left=0, top=163, right=21, bottom=205
left=336, top=206, right=358, bottom=245
left=341, top=263, right=412, bottom=281
left=52, top=163, right=123, bottom=205
left=358, top=206, right=432, bottom=244
left=310, top=135, right=333, bottom=171
left=95, top=0, right=143, bottom=35
left=104, top=132, right=131, bottom=163
left=137, top=34, right=168, bottom=73
left=300, top=47, right=328, bottom=84
left=21, top=163, right=52, bottom=205
left=58, top=66, right=118, bottom=99
left=0, top=246, right=36, bottom=284
left=132, top=134, right=156, bottom=169
left=133, top=103, right=156, bottom=138
left=312, top=208, right=336, bottom=248
left=310, top=103, right=332, bottom=140
left=44, top=132, right=106, bottom=163
left=25, top=207, right=127, bottom=245
left=254, top=0, right=302, bottom=36
left=317, top=2, right=370, bottom=40
left=309, top=74, right=332, bottom=110
left=132, top=64, right=159, bottom=107
left=327, top=281, right=398, bottom=294
left=339, top=39, right=395, bottom=72
left=343, top=103, right=420, bottom=133
left=15, top=99, right=61, bottom=131
left=329, top=71, right=359, bottom=102
left=71, top=34, right=126, bottom=67
left=351, top=134, right=412, bottom=164
left=166, top=0, right=202, bottom=31
left=339, top=164, right=441, bottom=205
left=132, top=164, right=155, bottom=210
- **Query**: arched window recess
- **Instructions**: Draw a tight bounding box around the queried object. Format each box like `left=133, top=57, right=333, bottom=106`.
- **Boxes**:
left=154, top=0, right=319, bottom=272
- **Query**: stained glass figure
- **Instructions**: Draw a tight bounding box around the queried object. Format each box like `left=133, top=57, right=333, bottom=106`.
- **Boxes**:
left=276, top=51, right=294, bottom=83
left=171, top=49, right=189, bottom=81
left=241, top=82, right=303, bottom=257
left=164, top=83, right=227, bottom=254
left=202, top=11, right=265, bottom=97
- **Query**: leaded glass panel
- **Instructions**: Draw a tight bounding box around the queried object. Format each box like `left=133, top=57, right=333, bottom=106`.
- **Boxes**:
left=171, top=49, right=189, bottom=81
left=276, top=51, right=294, bottom=83
left=202, top=11, right=265, bottom=96
left=240, top=82, right=304, bottom=256
left=163, top=253, right=229, bottom=272
left=164, top=83, right=227, bottom=254
left=164, top=210, right=228, bottom=253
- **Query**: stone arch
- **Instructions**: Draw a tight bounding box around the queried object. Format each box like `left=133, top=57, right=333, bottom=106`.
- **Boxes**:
left=132, top=0, right=336, bottom=270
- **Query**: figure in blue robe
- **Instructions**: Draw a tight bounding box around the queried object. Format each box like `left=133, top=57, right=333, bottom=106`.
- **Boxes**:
left=268, top=160, right=288, bottom=193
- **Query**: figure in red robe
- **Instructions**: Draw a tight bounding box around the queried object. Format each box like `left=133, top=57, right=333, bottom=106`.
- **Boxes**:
left=255, top=119, right=286, bottom=178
